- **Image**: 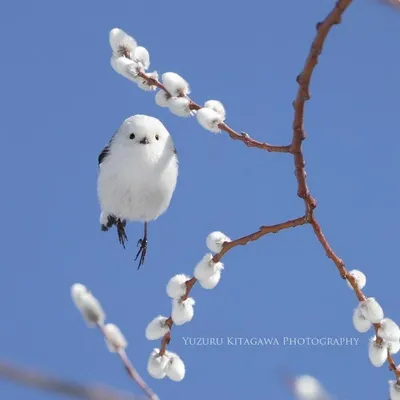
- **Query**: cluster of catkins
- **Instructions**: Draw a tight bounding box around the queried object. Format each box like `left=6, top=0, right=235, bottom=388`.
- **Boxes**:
left=109, top=28, right=227, bottom=134
left=144, top=231, right=230, bottom=381
left=71, top=284, right=128, bottom=354
left=348, top=270, right=400, bottom=399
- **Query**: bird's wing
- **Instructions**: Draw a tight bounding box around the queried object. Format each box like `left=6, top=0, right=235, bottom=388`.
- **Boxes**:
left=98, top=144, right=110, bottom=165
left=98, top=132, right=116, bottom=166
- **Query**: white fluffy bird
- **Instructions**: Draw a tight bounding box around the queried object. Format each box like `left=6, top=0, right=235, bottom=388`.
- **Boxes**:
left=97, top=115, right=178, bottom=268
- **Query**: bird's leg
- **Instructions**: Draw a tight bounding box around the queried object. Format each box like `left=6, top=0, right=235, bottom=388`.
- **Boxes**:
left=135, top=222, right=148, bottom=269
left=116, top=218, right=128, bottom=249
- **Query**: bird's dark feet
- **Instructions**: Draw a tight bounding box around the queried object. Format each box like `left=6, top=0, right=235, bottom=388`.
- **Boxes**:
left=116, top=219, right=128, bottom=248
left=101, top=215, right=117, bottom=231
left=135, top=238, right=147, bottom=269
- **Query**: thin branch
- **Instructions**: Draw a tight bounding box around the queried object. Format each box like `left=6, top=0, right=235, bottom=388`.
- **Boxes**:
left=290, top=0, right=400, bottom=380
left=0, top=360, right=143, bottom=400
left=96, top=323, right=158, bottom=399
left=137, top=71, right=291, bottom=153
left=158, top=216, right=307, bottom=356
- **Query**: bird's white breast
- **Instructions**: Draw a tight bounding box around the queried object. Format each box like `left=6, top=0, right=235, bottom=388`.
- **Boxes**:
left=97, top=146, right=178, bottom=222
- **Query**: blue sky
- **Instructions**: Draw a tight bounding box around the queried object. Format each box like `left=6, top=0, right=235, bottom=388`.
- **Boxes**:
left=0, top=0, right=399, bottom=399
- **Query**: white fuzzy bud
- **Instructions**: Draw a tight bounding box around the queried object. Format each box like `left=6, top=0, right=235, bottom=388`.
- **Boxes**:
left=104, top=323, right=127, bottom=352
left=198, top=269, right=222, bottom=290
left=166, top=274, right=190, bottom=299
left=360, top=297, right=384, bottom=323
left=111, top=56, right=141, bottom=82
left=145, top=316, right=170, bottom=340
left=155, top=90, right=170, bottom=107
left=147, top=349, right=169, bottom=379
left=389, top=380, right=400, bottom=400
left=167, top=97, right=194, bottom=117
left=352, top=306, right=372, bottom=333
left=378, top=318, right=400, bottom=342
left=133, top=46, right=150, bottom=70
left=74, top=292, right=105, bottom=326
left=162, top=72, right=190, bottom=96
left=293, top=375, right=326, bottom=400
left=194, top=253, right=224, bottom=281
left=171, top=298, right=195, bottom=326
left=71, top=283, right=89, bottom=308
left=135, top=71, right=158, bottom=91
left=388, top=340, right=400, bottom=355
left=196, top=108, right=223, bottom=133
left=347, top=269, right=366, bottom=290
left=165, top=351, right=185, bottom=382
left=204, top=100, right=226, bottom=120
left=368, top=337, right=388, bottom=367
left=206, top=231, right=230, bottom=253
left=109, top=28, right=137, bottom=58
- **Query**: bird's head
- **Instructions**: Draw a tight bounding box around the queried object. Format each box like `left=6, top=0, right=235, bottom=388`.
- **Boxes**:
left=114, top=114, right=175, bottom=163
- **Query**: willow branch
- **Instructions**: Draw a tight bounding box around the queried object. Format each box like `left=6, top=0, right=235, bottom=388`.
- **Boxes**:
left=290, top=0, right=400, bottom=379
left=137, top=71, right=291, bottom=153
left=0, top=360, right=142, bottom=400
left=96, top=323, right=158, bottom=399
left=158, top=216, right=307, bottom=356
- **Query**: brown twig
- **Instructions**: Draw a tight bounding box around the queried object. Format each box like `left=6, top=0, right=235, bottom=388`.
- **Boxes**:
left=158, top=216, right=307, bottom=356
left=290, top=0, right=400, bottom=380
left=136, top=71, right=291, bottom=153
left=0, top=359, right=143, bottom=400
left=96, top=323, right=158, bottom=399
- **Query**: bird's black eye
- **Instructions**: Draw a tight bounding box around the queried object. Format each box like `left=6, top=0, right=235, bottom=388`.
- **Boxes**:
left=155, top=134, right=159, bottom=141
left=129, top=133, right=135, bottom=140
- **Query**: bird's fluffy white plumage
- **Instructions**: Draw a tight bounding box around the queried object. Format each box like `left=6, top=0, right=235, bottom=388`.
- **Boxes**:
left=97, top=115, right=178, bottom=223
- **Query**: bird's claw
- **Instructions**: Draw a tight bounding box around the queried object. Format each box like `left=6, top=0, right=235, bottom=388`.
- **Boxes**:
left=116, top=220, right=128, bottom=249
left=135, top=238, right=148, bottom=269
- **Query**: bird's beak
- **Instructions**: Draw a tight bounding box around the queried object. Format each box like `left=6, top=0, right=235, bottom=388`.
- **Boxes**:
left=139, top=137, right=150, bottom=145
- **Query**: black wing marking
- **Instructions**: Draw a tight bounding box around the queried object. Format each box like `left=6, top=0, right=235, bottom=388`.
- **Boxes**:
left=98, top=132, right=117, bottom=166
left=98, top=145, right=110, bottom=165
